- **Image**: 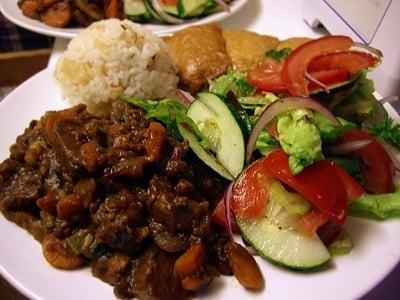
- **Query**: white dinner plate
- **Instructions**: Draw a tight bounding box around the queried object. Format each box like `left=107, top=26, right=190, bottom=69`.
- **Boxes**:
left=0, top=0, right=248, bottom=39
left=0, top=66, right=400, bottom=300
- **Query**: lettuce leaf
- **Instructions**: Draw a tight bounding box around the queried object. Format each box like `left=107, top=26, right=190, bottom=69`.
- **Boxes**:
left=265, top=48, right=292, bottom=61
left=368, top=115, right=400, bottom=151
left=238, top=92, right=279, bottom=114
left=348, top=186, right=400, bottom=219
left=333, top=71, right=377, bottom=124
left=312, top=113, right=356, bottom=143
left=255, top=131, right=280, bottom=155
left=209, top=70, right=255, bottom=97
left=122, top=97, right=210, bottom=149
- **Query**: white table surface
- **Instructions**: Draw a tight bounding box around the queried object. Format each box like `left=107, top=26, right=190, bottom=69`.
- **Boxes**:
left=45, top=0, right=400, bottom=299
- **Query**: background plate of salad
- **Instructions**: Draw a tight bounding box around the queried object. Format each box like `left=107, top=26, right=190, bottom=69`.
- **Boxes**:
left=0, top=0, right=249, bottom=39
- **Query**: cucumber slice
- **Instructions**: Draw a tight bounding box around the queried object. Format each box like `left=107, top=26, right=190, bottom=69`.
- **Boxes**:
left=124, top=0, right=150, bottom=20
left=235, top=174, right=331, bottom=270
left=143, top=0, right=162, bottom=21
left=179, top=92, right=245, bottom=180
left=162, top=4, right=179, bottom=16
left=177, top=0, right=210, bottom=18
left=178, top=124, right=234, bottom=180
left=237, top=215, right=331, bottom=270
left=202, top=0, right=219, bottom=15
left=149, top=0, right=184, bottom=24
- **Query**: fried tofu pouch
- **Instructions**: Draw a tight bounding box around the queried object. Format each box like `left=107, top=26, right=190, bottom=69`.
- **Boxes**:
left=222, top=29, right=279, bottom=72
left=276, top=37, right=311, bottom=50
left=165, top=23, right=231, bottom=93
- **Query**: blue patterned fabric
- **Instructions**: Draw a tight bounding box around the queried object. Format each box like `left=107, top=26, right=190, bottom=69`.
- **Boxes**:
left=0, top=12, right=53, bottom=52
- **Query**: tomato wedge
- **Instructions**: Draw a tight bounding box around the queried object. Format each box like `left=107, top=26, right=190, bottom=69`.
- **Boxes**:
left=247, top=58, right=287, bottom=93
left=231, top=159, right=270, bottom=219
left=335, top=162, right=365, bottom=203
left=297, top=210, right=329, bottom=237
left=161, top=0, right=178, bottom=5
left=257, top=57, right=283, bottom=72
left=248, top=66, right=350, bottom=94
left=335, top=129, right=395, bottom=194
left=307, top=69, right=350, bottom=90
left=247, top=71, right=287, bottom=94
left=263, top=149, right=362, bottom=225
left=231, top=149, right=363, bottom=225
left=281, top=35, right=353, bottom=96
left=309, top=51, right=379, bottom=73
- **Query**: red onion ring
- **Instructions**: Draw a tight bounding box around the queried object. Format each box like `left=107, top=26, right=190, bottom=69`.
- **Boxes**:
left=150, top=0, right=184, bottom=24
left=378, top=139, right=400, bottom=173
left=176, top=89, right=194, bottom=105
left=305, top=71, right=329, bottom=93
left=223, top=182, right=235, bottom=240
left=352, top=42, right=383, bottom=58
left=325, top=139, right=372, bottom=155
left=245, top=97, right=339, bottom=164
left=215, top=0, right=230, bottom=12
left=379, top=96, right=399, bottom=104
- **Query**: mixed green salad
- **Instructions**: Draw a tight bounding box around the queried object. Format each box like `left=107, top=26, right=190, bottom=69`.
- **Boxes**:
left=123, top=35, right=400, bottom=270
left=123, top=0, right=232, bottom=24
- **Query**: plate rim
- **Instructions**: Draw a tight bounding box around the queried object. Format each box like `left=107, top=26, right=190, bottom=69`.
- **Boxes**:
left=0, top=68, right=48, bottom=300
left=0, top=66, right=399, bottom=300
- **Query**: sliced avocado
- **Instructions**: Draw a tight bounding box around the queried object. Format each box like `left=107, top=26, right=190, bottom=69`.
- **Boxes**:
left=269, top=179, right=311, bottom=215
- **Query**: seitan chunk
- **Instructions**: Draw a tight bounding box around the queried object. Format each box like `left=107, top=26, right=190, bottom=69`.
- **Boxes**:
left=165, top=23, right=231, bottom=93
left=222, top=29, right=279, bottom=72
left=276, top=37, right=311, bottom=50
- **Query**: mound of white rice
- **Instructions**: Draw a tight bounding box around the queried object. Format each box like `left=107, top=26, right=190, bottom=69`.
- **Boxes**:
left=54, top=19, right=178, bottom=111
